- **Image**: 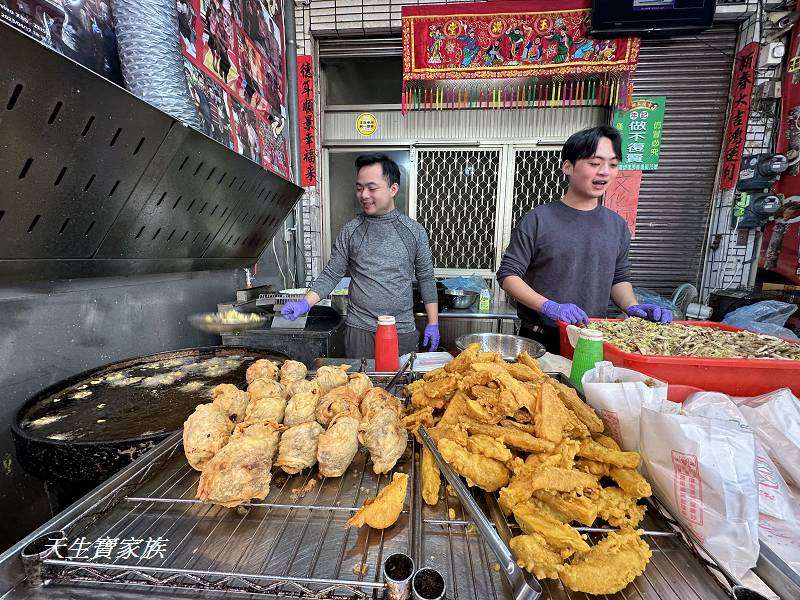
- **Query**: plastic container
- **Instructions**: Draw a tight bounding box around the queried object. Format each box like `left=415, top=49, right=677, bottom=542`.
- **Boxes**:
left=375, top=315, right=399, bottom=372
left=479, top=289, right=491, bottom=312
left=566, top=325, right=604, bottom=394
left=559, top=319, right=800, bottom=397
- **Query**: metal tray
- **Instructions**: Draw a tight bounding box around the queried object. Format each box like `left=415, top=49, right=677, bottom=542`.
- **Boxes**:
left=0, top=375, right=774, bottom=600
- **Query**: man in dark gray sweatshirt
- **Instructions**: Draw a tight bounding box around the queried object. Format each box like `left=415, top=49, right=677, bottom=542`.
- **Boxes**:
left=281, top=154, right=439, bottom=358
left=496, top=126, right=671, bottom=354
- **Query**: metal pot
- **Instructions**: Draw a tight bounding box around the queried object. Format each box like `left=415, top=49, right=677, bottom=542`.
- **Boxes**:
left=445, top=289, right=479, bottom=309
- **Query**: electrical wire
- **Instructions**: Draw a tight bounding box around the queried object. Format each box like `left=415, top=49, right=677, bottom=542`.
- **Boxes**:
left=272, top=237, right=287, bottom=290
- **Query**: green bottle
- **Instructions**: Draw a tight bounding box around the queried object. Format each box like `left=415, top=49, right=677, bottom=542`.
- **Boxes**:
left=566, top=325, right=604, bottom=394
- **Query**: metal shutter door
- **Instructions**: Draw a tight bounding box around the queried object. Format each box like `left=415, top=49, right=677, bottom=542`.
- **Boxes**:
left=631, top=25, right=737, bottom=296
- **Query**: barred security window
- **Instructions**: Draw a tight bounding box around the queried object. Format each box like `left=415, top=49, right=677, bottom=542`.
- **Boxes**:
left=511, top=149, right=568, bottom=229
left=415, top=149, right=500, bottom=270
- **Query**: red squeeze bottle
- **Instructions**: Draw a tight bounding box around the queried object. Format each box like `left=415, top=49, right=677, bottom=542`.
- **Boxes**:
left=374, top=315, right=399, bottom=372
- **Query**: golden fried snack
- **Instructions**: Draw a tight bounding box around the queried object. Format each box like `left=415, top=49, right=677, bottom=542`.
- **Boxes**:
left=437, top=390, right=468, bottom=427
left=610, top=467, right=652, bottom=499
left=246, top=359, right=279, bottom=384
left=317, top=414, right=359, bottom=477
left=517, top=352, right=546, bottom=378
left=439, top=438, right=510, bottom=492
left=346, top=372, right=373, bottom=399
left=524, top=440, right=580, bottom=470
left=470, top=362, right=533, bottom=414
left=346, top=472, right=408, bottom=529
left=421, top=446, right=440, bottom=506
left=510, top=408, right=532, bottom=424
left=464, top=422, right=555, bottom=454
left=476, top=351, right=504, bottom=363
left=465, top=388, right=519, bottom=424
left=359, top=409, right=408, bottom=474
left=275, top=421, right=324, bottom=475
left=458, top=370, right=494, bottom=393
left=314, top=365, right=351, bottom=394
left=578, top=439, right=640, bottom=469
left=533, top=491, right=599, bottom=527
left=316, top=386, right=360, bottom=427
left=279, top=360, right=307, bottom=386
left=445, top=342, right=480, bottom=373
left=597, top=486, right=646, bottom=528
left=361, top=387, right=404, bottom=418
left=284, top=389, right=321, bottom=426
left=593, top=433, right=621, bottom=450
left=466, top=434, right=513, bottom=464
left=423, top=367, right=449, bottom=381
left=512, top=500, right=590, bottom=555
left=429, top=422, right=469, bottom=447
left=286, top=378, right=320, bottom=398
left=499, top=464, right=598, bottom=514
left=546, top=379, right=604, bottom=434
left=248, top=378, right=288, bottom=400
left=503, top=362, right=543, bottom=382
left=232, top=419, right=283, bottom=461
left=559, top=529, right=651, bottom=595
left=509, top=534, right=564, bottom=580
left=211, top=384, right=250, bottom=424
left=183, top=403, right=234, bottom=471
left=532, top=384, right=574, bottom=443
left=196, top=436, right=274, bottom=508
left=575, top=458, right=610, bottom=478
left=500, top=418, right=536, bottom=434
left=402, top=407, right=436, bottom=442
left=245, top=394, right=286, bottom=424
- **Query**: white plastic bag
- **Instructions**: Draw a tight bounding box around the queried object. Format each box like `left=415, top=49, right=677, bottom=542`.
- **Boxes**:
left=736, top=389, right=800, bottom=488
left=581, top=362, right=675, bottom=452
left=759, top=513, right=800, bottom=573
left=640, top=405, right=759, bottom=579
left=683, top=392, right=797, bottom=524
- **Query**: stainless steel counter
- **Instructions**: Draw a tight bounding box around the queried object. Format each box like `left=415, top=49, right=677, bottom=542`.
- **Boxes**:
left=415, top=289, right=520, bottom=330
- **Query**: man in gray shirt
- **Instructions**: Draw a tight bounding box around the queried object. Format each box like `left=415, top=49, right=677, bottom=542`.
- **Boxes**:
left=281, top=154, right=439, bottom=358
left=497, top=126, right=671, bottom=353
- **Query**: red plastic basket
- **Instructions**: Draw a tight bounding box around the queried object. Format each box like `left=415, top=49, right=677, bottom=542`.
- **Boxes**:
left=559, top=319, right=800, bottom=397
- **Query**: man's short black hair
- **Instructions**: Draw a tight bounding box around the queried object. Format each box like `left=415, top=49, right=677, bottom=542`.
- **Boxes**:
left=561, top=125, right=622, bottom=164
left=355, top=153, right=401, bottom=188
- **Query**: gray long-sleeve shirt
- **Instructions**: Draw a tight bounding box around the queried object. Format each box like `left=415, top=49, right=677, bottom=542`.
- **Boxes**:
left=496, top=201, right=631, bottom=328
left=310, top=209, right=437, bottom=334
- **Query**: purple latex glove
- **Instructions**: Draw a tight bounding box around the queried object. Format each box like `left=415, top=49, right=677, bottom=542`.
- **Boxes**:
left=541, top=300, right=590, bottom=326
left=422, top=324, right=440, bottom=351
left=626, top=303, right=673, bottom=324
left=281, top=299, right=311, bottom=321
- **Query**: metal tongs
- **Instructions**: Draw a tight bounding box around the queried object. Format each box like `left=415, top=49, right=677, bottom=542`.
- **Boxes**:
left=419, top=425, right=542, bottom=600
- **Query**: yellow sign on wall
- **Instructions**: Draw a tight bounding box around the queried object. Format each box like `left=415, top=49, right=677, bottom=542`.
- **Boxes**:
left=356, top=113, right=378, bottom=136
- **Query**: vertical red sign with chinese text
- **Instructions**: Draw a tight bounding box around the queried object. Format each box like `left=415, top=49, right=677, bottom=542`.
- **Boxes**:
left=297, top=54, right=317, bottom=187
left=720, top=43, right=758, bottom=191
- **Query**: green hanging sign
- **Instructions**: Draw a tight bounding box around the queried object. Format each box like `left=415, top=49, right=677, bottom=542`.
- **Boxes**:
left=613, top=96, right=666, bottom=171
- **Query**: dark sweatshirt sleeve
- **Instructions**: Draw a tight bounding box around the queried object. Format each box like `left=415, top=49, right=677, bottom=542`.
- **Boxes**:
left=414, top=226, right=438, bottom=305
left=310, top=223, right=350, bottom=299
left=613, top=223, right=632, bottom=285
left=496, top=213, right=537, bottom=285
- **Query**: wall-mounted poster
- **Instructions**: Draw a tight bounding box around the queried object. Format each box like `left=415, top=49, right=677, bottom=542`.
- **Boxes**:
left=0, top=0, right=123, bottom=84
left=177, top=0, right=290, bottom=178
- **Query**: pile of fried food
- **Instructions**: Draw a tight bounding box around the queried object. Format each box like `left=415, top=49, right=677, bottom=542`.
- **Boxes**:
left=403, top=343, right=653, bottom=596
left=592, top=317, right=800, bottom=360
left=182, top=359, right=408, bottom=529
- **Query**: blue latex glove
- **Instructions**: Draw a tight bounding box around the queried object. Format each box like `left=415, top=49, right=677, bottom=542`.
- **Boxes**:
left=422, top=324, right=440, bottom=351
left=541, top=300, right=590, bottom=326
left=626, top=303, right=673, bottom=324
left=281, top=299, right=311, bottom=321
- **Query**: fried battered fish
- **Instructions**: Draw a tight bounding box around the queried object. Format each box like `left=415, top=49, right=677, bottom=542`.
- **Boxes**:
left=211, top=384, right=250, bottom=424
left=279, top=360, right=307, bottom=386
left=316, top=386, right=360, bottom=427
left=578, top=439, right=640, bottom=469
left=609, top=467, right=652, bottom=499
left=516, top=352, right=546, bottom=378
left=464, top=422, right=555, bottom=454
left=546, top=379, right=604, bottom=434
left=246, top=359, right=279, bottom=384
left=359, top=408, right=408, bottom=474
left=509, top=534, right=563, bottom=580
left=421, top=446, right=441, bottom=506
left=597, top=486, right=646, bottom=528
left=196, top=436, right=274, bottom=508
left=499, top=464, right=598, bottom=514
left=559, top=529, right=652, bottom=595
left=466, top=434, right=513, bottom=464
left=532, top=384, right=577, bottom=443
left=314, top=365, right=351, bottom=394
left=183, top=403, right=234, bottom=470
left=274, top=421, right=324, bottom=475
left=317, top=414, right=359, bottom=477
left=438, top=438, right=510, bottom=492
left=402, top=407, right=436, bottom=442
left=533, top=491, right=599, bottom=527
left=346, top=472, right=408, bottom=529
left=512, top=500, right=590, bottom=555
